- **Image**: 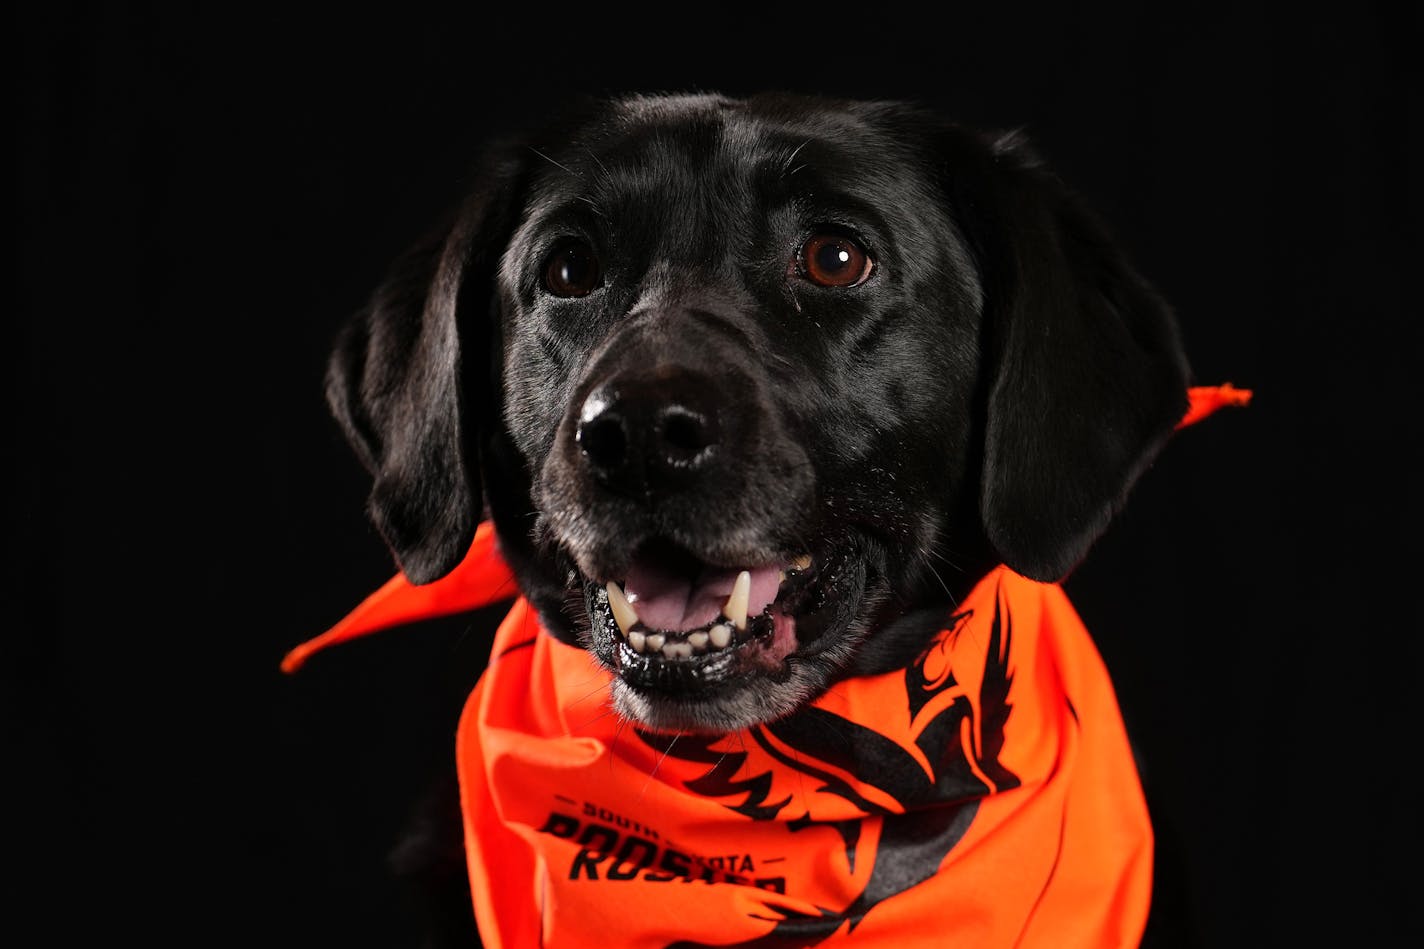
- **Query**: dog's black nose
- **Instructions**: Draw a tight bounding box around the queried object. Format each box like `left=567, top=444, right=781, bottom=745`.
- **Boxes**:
left=577, top=374, right=721, bottom=492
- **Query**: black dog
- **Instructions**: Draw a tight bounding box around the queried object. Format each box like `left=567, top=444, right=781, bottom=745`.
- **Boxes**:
left=323, top=91, right=1190, bottom=945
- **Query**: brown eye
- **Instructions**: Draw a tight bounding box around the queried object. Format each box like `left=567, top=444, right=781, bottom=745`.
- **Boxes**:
left=799, top=233, right=873, bottom=287
left=544, top=241, right=601, bottom=297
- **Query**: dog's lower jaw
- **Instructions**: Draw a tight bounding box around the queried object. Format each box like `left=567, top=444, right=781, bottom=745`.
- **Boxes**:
left=607, top=668, right=821, bottom=735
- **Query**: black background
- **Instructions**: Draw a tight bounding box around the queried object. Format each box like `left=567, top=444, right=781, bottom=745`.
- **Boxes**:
left=14, top=4, right=1419, bottom=946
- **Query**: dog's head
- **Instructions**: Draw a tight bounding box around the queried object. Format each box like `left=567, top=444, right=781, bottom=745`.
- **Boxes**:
left=327, top=92, right=1189, bottom=733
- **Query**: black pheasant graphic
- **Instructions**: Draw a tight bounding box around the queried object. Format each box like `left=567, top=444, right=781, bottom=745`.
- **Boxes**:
left=640, top=580, right=1022, bottom=947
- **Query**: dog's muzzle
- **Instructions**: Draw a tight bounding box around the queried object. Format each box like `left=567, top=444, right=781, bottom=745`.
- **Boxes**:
left=534, top=307, right=851, bottom=711
left=569, top=360, right=811, bottom=684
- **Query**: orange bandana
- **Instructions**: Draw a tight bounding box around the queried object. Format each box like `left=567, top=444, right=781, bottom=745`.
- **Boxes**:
left=286, top=385, right=1249, bottom=948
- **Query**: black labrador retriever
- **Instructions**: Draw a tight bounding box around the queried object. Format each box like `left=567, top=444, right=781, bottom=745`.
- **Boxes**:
left=322, top=91, right=1190, bottom=945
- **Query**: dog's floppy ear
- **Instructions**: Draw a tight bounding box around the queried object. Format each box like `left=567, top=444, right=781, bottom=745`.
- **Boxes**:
left=946, top=130, right=1191, bottom=582
left=325, top=148, right=526, bottom=584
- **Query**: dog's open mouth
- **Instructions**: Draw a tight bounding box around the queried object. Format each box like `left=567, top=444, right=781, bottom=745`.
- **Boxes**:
left=578, top=536, right=862, bottom=728
left=606, top=548, right=806, bottom=668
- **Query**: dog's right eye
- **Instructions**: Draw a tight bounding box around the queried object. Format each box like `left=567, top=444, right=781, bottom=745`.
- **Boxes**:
left=543, top=241, right=602, bottom=297
left=797, top=232, right=874, bottom=288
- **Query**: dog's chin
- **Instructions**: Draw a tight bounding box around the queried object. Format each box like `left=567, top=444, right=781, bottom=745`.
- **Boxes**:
left=570, top=536, right=871, bottom=734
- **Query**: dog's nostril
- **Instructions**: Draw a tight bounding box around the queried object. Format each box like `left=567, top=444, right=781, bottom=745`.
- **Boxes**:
left=658, top=406, right=715, bottom=461
left=577, top=413, right=629, bottom=471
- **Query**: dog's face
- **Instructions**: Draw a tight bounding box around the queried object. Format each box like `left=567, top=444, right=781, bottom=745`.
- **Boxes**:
left=327, top=93, right=1188, bottom=734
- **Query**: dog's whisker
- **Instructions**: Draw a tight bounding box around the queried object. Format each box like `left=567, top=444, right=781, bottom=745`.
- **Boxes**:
left=791, top=746, right=808, bottom=811
left=447, top=618, right=481, bottom=654
left=700, top=745, right=734, bottom=787
left=569, top=703, right=620, bottom=734
left=609, top=716, right=630, bottom=773
left=527, top=145, right=581, bottom=178
left=919, top=539, right=981, bottom=608
left=565, top=676, right=614, bottom=710
left=810, top=690, right=856, bottom=753
left=575, top=195, right=608, bottom=220
left=486, top=575, right=522, bottom=603
left=639, top=730, right=683, bottom=799
left=924, top=544, right=969, bottom=574
left=582, top=146, right=611, bottom=182
left=916, top=552, right=954, bottom=599
left=567, top=688, right=615, bottom=722
left=782, top=138, right=812, bottom=177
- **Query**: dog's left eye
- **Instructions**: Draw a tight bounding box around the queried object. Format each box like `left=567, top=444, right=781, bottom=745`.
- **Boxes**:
left=544, top=241, right=602, bottom=297
left=797, top=233, right=873, bottom=288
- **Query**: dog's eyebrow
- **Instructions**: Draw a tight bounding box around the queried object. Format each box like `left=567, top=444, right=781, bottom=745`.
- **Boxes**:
left=528, top=146, right=581, bottom=179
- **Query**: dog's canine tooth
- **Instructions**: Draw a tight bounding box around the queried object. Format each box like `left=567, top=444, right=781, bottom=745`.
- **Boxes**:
left=628, top=630, right=646, bottom=653
left=791, top=553, right=812, bottom=571
left=645, top=632, right=666, bottom=652
left=606, top=582, right=640, bottom=636
left=709, top=623, right=732, bottom=649
left=724, top=570, right=751, bottom=630
left=687, top=630, right=709, bottom=651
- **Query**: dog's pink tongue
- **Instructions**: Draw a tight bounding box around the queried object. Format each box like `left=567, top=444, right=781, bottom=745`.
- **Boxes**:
left=624, top=561, right=780, bottom=632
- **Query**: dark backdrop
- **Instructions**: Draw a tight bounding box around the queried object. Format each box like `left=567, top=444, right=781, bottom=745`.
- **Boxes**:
left=14, top=4, right=1418, bottom=946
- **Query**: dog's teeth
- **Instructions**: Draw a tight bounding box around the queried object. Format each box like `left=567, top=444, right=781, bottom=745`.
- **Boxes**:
left=628, top=630, right=646, bottom=653
left=606, top=582, right=639, bottom=636
left=779, top=570, right=786, bottom=583
left=645, top=633, right=666, bottom=652
left=724, top=571, right=751, bottom=630
left=687, top=631, right=709, bottom=651
left=791, top=554, right=812, bottom=571
left=709, top=623, right=733, bottom=649
left=662, top=641, right=693, bottom=659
